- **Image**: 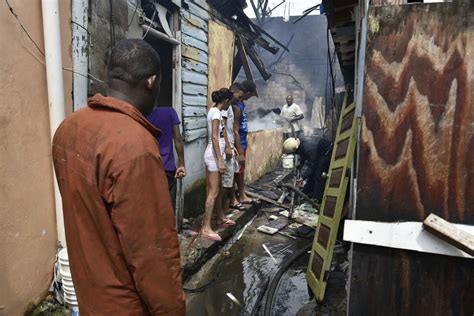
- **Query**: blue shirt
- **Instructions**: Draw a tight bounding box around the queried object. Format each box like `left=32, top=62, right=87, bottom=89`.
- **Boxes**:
left=146, top=107, right=181, bottom=172
left=237, top=101, right=248, bottom=150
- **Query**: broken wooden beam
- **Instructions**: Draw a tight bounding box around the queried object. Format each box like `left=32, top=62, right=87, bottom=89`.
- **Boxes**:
left=423, top=213, right=474, bottom=256
left=235, top=35, right=255, bottom=84
left=245, top=190, right=288, bottom=209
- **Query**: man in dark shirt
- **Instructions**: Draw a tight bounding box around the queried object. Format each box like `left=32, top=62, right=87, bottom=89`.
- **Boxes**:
left=147, top=106, right=186, bottom=210
left=284, top=136, right=332, bottom=202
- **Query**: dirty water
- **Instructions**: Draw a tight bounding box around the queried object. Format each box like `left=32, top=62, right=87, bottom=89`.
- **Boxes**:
left=185, top=214, right=313, bottom=316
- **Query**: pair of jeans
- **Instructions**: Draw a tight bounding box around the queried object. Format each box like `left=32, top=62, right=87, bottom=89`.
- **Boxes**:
left=165, top=171, right=177, bottom=211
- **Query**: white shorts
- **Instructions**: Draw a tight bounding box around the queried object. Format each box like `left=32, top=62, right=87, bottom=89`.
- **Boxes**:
left=204, top=145, right=223, bottom=172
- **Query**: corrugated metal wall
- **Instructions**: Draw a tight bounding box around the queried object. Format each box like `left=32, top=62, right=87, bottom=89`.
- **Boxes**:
left=181, top=1, right=209, bottom=142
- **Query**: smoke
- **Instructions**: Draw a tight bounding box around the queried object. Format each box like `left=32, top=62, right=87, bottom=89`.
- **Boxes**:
left=248, top=111, right=285, bottom=132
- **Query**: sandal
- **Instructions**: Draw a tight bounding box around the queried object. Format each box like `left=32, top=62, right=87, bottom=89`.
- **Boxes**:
left=240, top=199, right=254, bottom=205
left=218, top=218, right=236, bottom=228
left=230, top=203, right=246, bottom=210
left=201, top=231, right=222, bottom=241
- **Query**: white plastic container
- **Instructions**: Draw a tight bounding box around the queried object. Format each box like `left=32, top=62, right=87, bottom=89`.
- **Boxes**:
left=58, top=248, right=79, bottom=312
left=282, top=154, right=294, bottom=169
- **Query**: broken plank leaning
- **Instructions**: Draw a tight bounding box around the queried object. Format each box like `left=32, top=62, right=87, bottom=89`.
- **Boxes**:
left=245, top=190, right=289, bottom=209
left=423, top=213, right=474, bottom=257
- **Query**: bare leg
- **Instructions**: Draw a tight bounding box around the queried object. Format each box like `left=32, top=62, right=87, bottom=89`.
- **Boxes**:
left=217, top=188, right=233, bottom=219
left=202, top=170, right=220, bottom=236
left=230, top=181, right=239, bottom=206
left=236, top=172, right=252, bottom=203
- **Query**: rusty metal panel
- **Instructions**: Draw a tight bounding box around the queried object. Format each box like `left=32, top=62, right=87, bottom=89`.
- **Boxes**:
left=207, top=20, right=235, bottom=109
left=181, top=2, right=209, bottom=142
left=349, top=2, right=474, bottom=315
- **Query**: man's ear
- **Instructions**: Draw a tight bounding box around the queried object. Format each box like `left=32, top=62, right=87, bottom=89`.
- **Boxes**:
left=146, top=75, right=157, bottom=90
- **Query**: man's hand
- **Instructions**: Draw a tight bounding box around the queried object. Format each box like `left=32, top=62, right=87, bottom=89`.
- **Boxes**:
left=218, top=160, right=225, bottom=174
left=175, top=166, right=186, bottom=178
left=225, top=146, right=233, bottom=160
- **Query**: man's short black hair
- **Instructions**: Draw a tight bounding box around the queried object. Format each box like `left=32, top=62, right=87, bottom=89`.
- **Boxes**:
left=230, top=82, right=244, bottom=92
left=108, top=39, right=161, bottom=85
left=240, top=80, right=256, bottom=93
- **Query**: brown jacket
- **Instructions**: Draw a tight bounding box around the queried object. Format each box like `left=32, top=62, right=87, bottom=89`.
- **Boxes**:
left=53, top=94, right=185, bottom=315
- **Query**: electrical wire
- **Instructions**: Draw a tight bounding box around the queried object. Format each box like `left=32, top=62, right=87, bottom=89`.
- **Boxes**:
left=142, top=1, right=157, bottom=39
left=5, top=0, right=45, bottom=56
left=4, top=0, right=105, bottom=83
left=128, top=0, right=140, bottom=27
left=109, top=0, right=116, bottom=47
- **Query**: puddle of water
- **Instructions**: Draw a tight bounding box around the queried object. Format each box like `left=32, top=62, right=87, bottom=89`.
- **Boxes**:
left=272, top=256, right=312, bottom=316
left=187, top=221, right=307, bottom=316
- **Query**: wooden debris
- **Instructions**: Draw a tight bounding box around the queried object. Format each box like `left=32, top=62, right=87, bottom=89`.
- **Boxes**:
left=423, top=213, right=474, bottom=256
left=245, top=190, right=289, bottom=209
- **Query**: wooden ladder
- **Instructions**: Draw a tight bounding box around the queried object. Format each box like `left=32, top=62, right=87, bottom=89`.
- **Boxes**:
left=306, top=97, right=358, bottom=301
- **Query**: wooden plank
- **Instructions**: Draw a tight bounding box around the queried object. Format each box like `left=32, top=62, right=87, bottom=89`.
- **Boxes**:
left=245, top=191, right=289, bottom=209
left=182, top=12, right=208, bottom=32
left=183, top=94, right=207, bottom=107
left=183, top=117, right=207, bottom=130
left=182, top=106, right=207, bottom=117
left=182, top=46, right=208, bottom=64
left=344, top=220, right=474, bottom=258
left=183, top=127, right=207, bottom=142
left=183, top=59, right=208, bottom=74
left=349, top=2, right=474, bottom=315
left=182, top=22, right=207, bottom=42
left=235, top=35, right=254, bottom=83
left=181, top=34, right=208, bottom=52
left=423, top=214, right=474, bottom=256
left=207, top=20, right=235, bottom=109
left=185, top=1, right=209, bottom=20
left=183, top=82, right=207, bottom=96
left=182, top=69, right=207, bottom=85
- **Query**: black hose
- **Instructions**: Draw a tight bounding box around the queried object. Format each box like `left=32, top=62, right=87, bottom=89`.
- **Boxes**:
left=277, top=183, right=320, bottom=209
left=263, top=243, right=313, bottom=316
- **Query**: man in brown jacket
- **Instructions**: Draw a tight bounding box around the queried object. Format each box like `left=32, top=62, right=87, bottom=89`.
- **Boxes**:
left=52, top=39, right=185, bottom=315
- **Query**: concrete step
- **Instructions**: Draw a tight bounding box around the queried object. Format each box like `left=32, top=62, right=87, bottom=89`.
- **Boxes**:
left=179, top=201, right=261, bottom=280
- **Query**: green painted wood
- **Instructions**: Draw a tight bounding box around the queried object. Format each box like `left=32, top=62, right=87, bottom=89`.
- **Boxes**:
left=307, top=98, right=358, bottom=302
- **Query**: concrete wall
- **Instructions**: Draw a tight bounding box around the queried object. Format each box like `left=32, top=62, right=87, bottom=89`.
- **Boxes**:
left=0, top=1, right=73, bottom=314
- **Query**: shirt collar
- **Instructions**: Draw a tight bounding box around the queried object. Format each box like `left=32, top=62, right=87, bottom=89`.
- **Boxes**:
left=88, top=94, right=161, bottom=137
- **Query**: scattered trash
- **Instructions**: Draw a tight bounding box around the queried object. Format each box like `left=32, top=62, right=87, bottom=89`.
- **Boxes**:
left=340, top=261, right=350, bottom=272
left=257, top=225, right=279, bottom=235
left=226, top=293, right=242, bottom=306
left=262, top=244, right=278, bottom=263
left=182, top=230, right=198, bottom=237
left=295, top=202, right=318, bottom=214
left=278, top=231, right=297, bottom=240
left=288, top=222, right=303, bottom=229
left=269, top=215, right=279, bottom=221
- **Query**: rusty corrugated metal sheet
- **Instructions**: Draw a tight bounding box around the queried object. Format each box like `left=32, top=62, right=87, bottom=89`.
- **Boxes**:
left=181, top=1, right=209, bottom=142
left=349, top=2, right=474, bottom=314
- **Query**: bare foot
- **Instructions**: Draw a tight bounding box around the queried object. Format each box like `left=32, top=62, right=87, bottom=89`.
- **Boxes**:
left=201, top=229, right=222, bottom=241
left=239, top=197, right=253, bottom=204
